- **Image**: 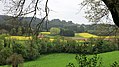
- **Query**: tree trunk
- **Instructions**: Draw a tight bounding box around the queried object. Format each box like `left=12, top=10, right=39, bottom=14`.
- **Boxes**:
left=12, top=64, right=18, bottom=67
left=102, top=0, right=119, bottom=27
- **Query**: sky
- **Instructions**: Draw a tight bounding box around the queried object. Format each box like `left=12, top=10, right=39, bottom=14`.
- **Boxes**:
left=0, top=0, right=114, bottom=24
left=47, top=0, right=89, bottom=24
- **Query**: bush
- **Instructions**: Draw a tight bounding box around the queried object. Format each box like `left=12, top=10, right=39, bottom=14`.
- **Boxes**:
left=0, top=47, right=13, bottom=65
left=6, top=53, right=24, bottom=67
left=66, top=54, right=102, bottom=67
left=60, top=29, right=75, bottom=37
left=25, top=40, right=39, bottom=60
left=110, top=61, right=119, bottom=67
left=12, top=42, right=27, bottom=58
left=50, top=27, right=60, bottom=35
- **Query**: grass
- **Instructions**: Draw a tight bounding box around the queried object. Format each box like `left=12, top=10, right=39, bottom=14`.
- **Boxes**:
left=1, top=51, right=119, bottom=67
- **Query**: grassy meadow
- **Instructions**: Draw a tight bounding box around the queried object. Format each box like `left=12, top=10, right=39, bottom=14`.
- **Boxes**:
left=0, top=51, right=119, bottom=67
left=24, top=51, right=119, bottom=67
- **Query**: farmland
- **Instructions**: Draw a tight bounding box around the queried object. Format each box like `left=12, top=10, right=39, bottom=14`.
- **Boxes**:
left=2, top=32, right=118, bottom=42
left=0, top=32, right=119, bottom=67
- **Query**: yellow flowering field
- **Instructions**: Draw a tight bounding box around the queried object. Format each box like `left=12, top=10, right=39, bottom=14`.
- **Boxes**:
left=5, top=36, right=32, bottom=40
left=98, top=36, right=119, bottom=39
left=40, top=32, right=51, bottom=35
left=75, top=33, right=98, bottom=38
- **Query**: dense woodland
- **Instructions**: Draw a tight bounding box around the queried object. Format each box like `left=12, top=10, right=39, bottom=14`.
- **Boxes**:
left=0, top=15, right=118, bottom=36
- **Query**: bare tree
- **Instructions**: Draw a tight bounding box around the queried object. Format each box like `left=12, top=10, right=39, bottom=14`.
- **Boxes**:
left=102, top=0, right=119, bottom=27
left=1, top=0, right=49, bottom=35
left=80, top=0, right=119, bottom=27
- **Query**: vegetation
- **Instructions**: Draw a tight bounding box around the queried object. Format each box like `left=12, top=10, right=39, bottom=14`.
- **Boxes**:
left=5, top=36, right=32, bottom=40
left=50, top=27, right=60, bottom=35
left=0, top=0, right=119, bottom=66
left=0, top=15, right=119, bottom=36
left=40, top=32, right=50, bottom=35
left=75, top=33, right=98, bottom=38
left=1, top=51, right=119, bottom=67
left=0, top=33, right=119, bottom=66
left=60, top=29, right=75, bottom=37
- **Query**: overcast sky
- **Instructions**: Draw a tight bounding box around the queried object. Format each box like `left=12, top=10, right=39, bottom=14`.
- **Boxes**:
left=0, top=0, right=114, bottom=24
left=47, top=0, right=89, bottom=24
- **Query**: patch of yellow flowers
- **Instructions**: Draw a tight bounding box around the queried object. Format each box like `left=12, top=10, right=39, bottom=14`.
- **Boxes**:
left=5, top=36, right=32, bottom=40
left=76, top=33, right=98, bottom=38
left=40, top=32, right=50, bottom=35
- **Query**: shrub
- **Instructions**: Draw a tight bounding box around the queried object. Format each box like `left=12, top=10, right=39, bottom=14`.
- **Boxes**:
left=12, top=42, right=27, bottom=58
left=50, top=27, right=60, bottom=35
left=24, top=40, right=39, bottom=60
left=0, top=47, right=13, bottom=65
left=60, top=29, right=75, bottom=37
left=110, top=61, right=119, bottom=67
left=6, top=53, right=24, bottom=67
left=66, top=54, right=102, bottom=67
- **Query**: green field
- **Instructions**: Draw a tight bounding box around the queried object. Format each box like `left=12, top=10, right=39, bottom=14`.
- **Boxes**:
left=1, top=51, right=119, bottom=67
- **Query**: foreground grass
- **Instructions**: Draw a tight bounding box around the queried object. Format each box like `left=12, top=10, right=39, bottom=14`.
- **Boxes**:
left=1, top=51, right=119, bottom=67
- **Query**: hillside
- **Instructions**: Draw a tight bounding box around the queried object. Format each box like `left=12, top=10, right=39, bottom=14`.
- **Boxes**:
left=0, top=15, right=118, bottom=36
left=0, top=15, right=80, bottom=32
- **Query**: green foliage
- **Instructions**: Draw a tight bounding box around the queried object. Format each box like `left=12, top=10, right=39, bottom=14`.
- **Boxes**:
left=12, top=42, right=27, bottom=58
left=0, top=40, right=3, bottom=51
left=65, top=39, right=77, bottom=53
left=0, top=35, right=119, bottom=65
left=110, top=61, right=119, bottom=67
left=66, top=63, right=75, bottom=67
left=91, top=38, right=118, bottom=53
left=10, top=28, right=16, bottom=35
left=67, top=54, right=102, bottom=67
left=17, top=26, right=23, bottom=36
left=0, top=34, right=9, bottom=39
left=60, top=29, right=75, bottom=37
left=50, top=27, right=60, bottom=35
left=1, top=51, right=119, bottom=67
left=25, top=40, right=39, bottom=60
left=0, top=47, right=13, bottom=65
left=6, top=53, right=24, bottom=67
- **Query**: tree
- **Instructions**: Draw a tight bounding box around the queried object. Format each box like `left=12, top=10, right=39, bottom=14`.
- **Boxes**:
left=0, top=48, right=13, bottom=65
left=102, top=0, right=119, bottom=27
left=17, top=26, right=23, bottom=36
left=50, top=27, right=60, bottom=35
left=10, top=28, right=16, bottom=35
left=78, top=25, right=85, bottom=33
left=1, top=0, right=119, bottom=29
left=81, top=0, right=119, bottom=27
left=60, top=29, right=75, bottom=37
left=6, top=53, right=24, bottom=67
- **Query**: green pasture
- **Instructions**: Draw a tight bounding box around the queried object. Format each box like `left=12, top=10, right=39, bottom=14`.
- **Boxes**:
left=24, top=51, right=119, bottom=67
left=1, top=51, right=119, bottom=67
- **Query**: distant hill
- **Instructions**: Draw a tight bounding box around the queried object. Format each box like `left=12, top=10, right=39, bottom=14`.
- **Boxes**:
left=0, top=15, right=80, bottom=32
left=0, top=15, right=117, bottom=36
